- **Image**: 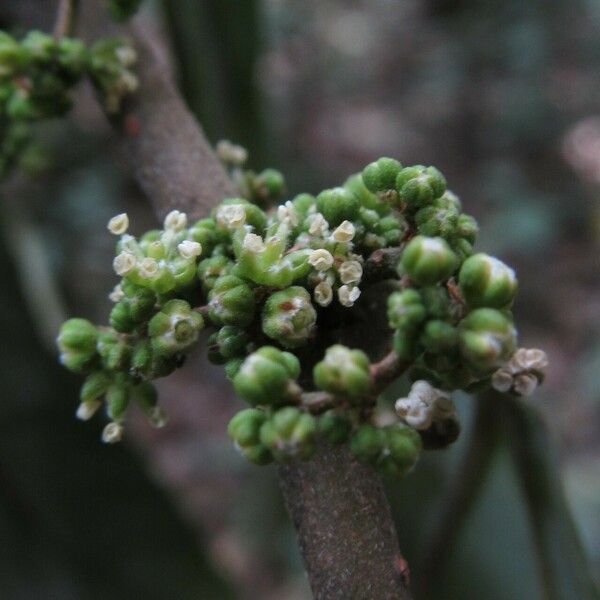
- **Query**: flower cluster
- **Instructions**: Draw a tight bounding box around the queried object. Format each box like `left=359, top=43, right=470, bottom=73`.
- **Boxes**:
left=57, top=155, right=546, bottom=479
left=0, top=30, right=137, bottom=179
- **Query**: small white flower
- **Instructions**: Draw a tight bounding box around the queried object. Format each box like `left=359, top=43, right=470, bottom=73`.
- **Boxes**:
left=107, top=213, right=129, bottom=235
left=491, top=347, right=548, bottom=396
left=308, top=213, right=329, bottom=236
left=138, top=257, right=159, bottom=279
left=314, top=281, right=333, bottom=307
left=113, top=251, right=137, bottom=276
left=115, top=45, right=137, bottom=67
left=491, top=368, right=513, bottom=392
left=178, top=240, right=202, bottom=259
left=102, top=422, right=124, bottom=444
left=216, top=204, right=246, bottom=229
left=512, top=348, right=548, bottom=372
left=395, top=381, right=455, bottom=430
left=338, top=284, right=361, bottom=307
left=109, top=284, right=125, bottom=303
left=333, top=220, right=355, bottom=242
left=277, top=201, right=299, bottom=226
left=308, top=249, right=334, bottom=271
left=339, top=260, right=363, bottom=284
left=76, top=400, right=101, bottom=421
left=243, top=232, right=265, bottom=253
left=514, top=373, right=539, bottom=396
left=164, top=210, right=188, bottom=232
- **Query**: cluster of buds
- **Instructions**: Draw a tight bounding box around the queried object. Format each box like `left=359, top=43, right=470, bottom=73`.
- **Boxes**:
left=57, top=155, right=545, bottom=477
left=0, top=29, right=137, bottom=178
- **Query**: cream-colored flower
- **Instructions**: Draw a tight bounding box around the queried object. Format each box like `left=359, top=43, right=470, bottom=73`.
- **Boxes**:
left=395, top=381, right=455, bottom=430
left=115, top=45, right=137, bottom=67
left=314, top=281, right=333, bottom=307
left=338, top=284, right=361, bottom=307
left=216, top=204, right=246, bottom=229
left=332, top=220, right=355, bottom=242
left=164, top=210, right=188, bottom=232
left=113, top=251, right=137, bottom=276
left=308, top=249, right=334, bottom=271
left=178, top=240, right=202, bottom=259
left=339, top=260, right=363, bottom=284
left=102, top=422, right=124, bottom=444
left=308, top=213, right=329, bottom=236
left=243, top=232, right=265, bottom=253
left=216, top=139, right=248, bottom=166
left=491, top=347, right=548, bottom=396
left=138, top=257, right=159, bottom=279
left=76, top=400, right=101, bottom=421
left=107, top=213, right=129, bottom=235
left=109, top=284, right=125, bottom=303
left=277, top=201, right=299, bottom=226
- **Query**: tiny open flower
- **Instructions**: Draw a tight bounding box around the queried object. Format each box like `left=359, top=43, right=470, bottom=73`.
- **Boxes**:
left=395, top=381, right=455, bottom=430
left=512, top=348, right=548, bottom=372
left=164, top=210, right=188, bottom=232
left=115, top=45, right=137, bottom=67
left=308, top=249, right=334, bottom=271
left=109, top=284, right=125, bottom=303
left=308, top=213, right=329, bottom=236
left=339, top=260, right=363, bottom=284
left=277, top=201, right=299, bottom=226
left=314, top=281, right=333, bottom=307
left=491, top=347, right=548, bottom=396
left=138, top=257, right=159, bottom=279
left=514, top=373, right=539, bottom=396
left=178, top=240, right=202, bottom=259
left=243, top=232, right=265, bottom=253
left=76, top=400, right=101, bottom=421
left=333, top=220, right=355, bottom=242
left=216, top=140, right=248, bottom=166
left=338, top=284, right=361, bottom=307
left=216, top=204, right=246, bottom=229
left=107, top=213, right=129, bottom=235
left=102, top=422, right=124, bottom=444
left=113, top=251, right=137, bottom=276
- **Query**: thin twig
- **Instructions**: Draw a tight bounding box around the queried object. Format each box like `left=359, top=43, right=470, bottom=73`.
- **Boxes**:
left=53, top=0, right=79, bottom=38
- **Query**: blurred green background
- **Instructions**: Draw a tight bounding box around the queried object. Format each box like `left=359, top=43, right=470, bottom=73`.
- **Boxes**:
left=0, top=1, right=599, bottom=598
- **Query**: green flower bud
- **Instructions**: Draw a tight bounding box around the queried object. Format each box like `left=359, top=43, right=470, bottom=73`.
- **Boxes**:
left=419, top=286, right=451, bottom=319
left=106, top=377, right=130, bottom=422
left=224, top=357, right=244, bottom=380
left=415, top=204, right=459, bottom=239
left=345, top=173, right=388, bottom=213
left=420, top=320, right=458, bottom=353
left=57, top=318, right=98, bottom=372
left=188, top=218, right=221, bottom=254
left=131, top=381, right=166, bottom=427
left=233, top=346, right=300, bottom=406
left=361, top=158, right=403, bottom=194
left=97, top=331, right=131, bottom=371
left=376, top=424, right=422, bottom=478
left=208, top=275, right=255, bottom=327
left=292, top=193, right=317, bottom=218
left=148, top=299, right=204, bottom=354
left=458, top=253, right=518, bottom=309
left=400, top=236, right=458, bottom=285
left=0, top=33, right=23, bottom=73
left=396, top=165, right=446, bottom=209
left=313, top=345, right=371, bottom=400
left=22, top=31, right=56, bottom=62
left=451, top=237, right=474, bottom=262
left=254, top=168, right=286, bottom=201
left=80, top=371, right=111, bottom=403
left=458, top=308, right=517, bottom=373
left=207, top=326, right=249, bottom=364
left=456, top=214, right=478, bottom=244
left=228, top=408, right=273, bottom=465
left=57, top=38, right=87, bottom=79
left=350, top=425, right=385, bottom=463
left=387, top=289, right=426, bottom=331
left=318, top=412, right=352, bottom=445
left=259, top=407, right=317, bottom=462
left=262, top=287, right=317, bottom=349
left=197, top=255, right=232, bottom=293
left=316, top=187, right=360, bottom=226
left=109, top=283, right=155, bottom=332
left=393, top=329, right=420, bottom=362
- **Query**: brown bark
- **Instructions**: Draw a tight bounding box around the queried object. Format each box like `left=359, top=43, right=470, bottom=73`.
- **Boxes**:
left=279, top=443, right=411, bottom=600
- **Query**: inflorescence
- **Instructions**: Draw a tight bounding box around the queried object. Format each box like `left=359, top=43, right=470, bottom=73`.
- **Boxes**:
left=57, top=152, right=547, bottom=478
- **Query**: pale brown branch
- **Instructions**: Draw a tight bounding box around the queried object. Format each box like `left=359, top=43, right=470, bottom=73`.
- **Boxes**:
left=53, top=0, right=79, bottom=38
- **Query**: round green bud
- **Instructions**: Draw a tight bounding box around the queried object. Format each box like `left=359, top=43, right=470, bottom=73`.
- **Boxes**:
left=318, top=412, right=352, bottom=445
left=208, top=275, right=255, bottom=327
left=233, top=346, right=300, bottom=406
left=97, top=331, right=131, bottom=371
left=419, top=286, right=451, bottom=319
left=400, top=236, right=458, bottom=286
left=259, top=407, right=317, bottom=462
left=188, top=218, right=220, bottom=255
left=262, top=287, right=316, bottom=349
left=376, top=424, right=422, bottom=478
left=313, top=345, right=371, bottom=400
left=458, top=308, right=517, bottom=373
left=57, top=38, right=88, bottom=79
left=350, top=425, right=385, bottom=464
left=57, top=318, right=99, bottom=372
left=80, top=371, right=111, bottom=403
left=22, top=31, right=56, bottom=61
left=106, top=378, right=130, bottom=423
left=197, top=255, right=232, bottom=293
left=344, top=173, right=387, bottom=213
left=207, top=326, right=249, bottom=364
left=224, top=357, right=244, bottom=380
left=316, top=187, right=360, bottom=226
left=456, top=214, right=478, bottom=244
left=148, top=299, right=204, bottom=355
left=228, top=408, right=273, bottom=465
left=387, top=289, right=426, bottom=331
left=361, top=158, right=403, bottom=194
left=292, top=193, right=317, bottom=217
left=415, top=204, right=459, bottom=239
left=458, top=253, right=518, bottom=309
left=396, top=165, right=446, bottom=209
left=254, top=168, right=286, bottom=201
left=420, top=320, right=458, bottom=353
left=393, top=329, right=420, bottom=362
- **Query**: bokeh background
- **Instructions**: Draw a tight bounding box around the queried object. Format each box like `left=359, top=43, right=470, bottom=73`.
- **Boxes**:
left=0, top=1, right=599, bottom=598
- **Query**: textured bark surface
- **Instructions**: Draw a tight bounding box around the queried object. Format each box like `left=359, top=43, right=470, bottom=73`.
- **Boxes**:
left=279, top=443, right=412, bottom=600
left=113, top=21, right=237, bottom=220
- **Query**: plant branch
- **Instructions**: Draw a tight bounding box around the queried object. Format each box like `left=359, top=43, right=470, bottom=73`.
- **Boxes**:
left=53, top=0, right=79, bottom=38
